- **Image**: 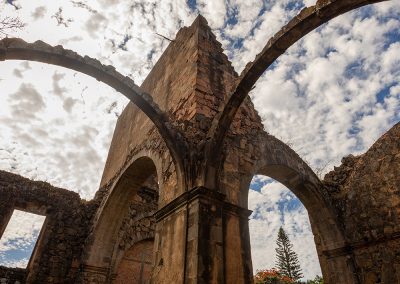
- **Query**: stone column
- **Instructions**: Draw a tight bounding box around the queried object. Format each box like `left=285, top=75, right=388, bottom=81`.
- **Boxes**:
left=0, top=192, right=14, bottom=238
left=184, top=187, right=225, bottom=284
left=223, top=204, right=253, bottom=284
left=154, top=187, right=253, bottom=284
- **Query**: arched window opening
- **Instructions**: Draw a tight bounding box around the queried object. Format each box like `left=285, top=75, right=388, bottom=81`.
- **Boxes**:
left=249, top=175, right=322, bottom=282
left=0, top=210, right=45, bottom=269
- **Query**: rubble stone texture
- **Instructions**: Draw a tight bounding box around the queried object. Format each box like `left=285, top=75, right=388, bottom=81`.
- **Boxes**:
left=0, top=0, right=398, bottom=283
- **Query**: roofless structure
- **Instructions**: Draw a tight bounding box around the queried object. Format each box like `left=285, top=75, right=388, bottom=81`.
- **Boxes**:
left=1, top=1, right=399, bottom=283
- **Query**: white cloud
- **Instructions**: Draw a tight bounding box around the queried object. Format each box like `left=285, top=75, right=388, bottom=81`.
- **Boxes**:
left=0, top=61, right=126, bottom=198
left=197, top=0, right=226, bottom=28
left=31, top=6, right=46, bottom=20
left=249, top=1, right=400, bottom=172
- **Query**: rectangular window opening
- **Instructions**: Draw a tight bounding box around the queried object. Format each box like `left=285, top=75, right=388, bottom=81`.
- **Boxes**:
left=0, top=209, right=46, bottom=268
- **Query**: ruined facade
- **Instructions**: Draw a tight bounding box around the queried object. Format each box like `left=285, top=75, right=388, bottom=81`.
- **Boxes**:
left=0, top=0, right=399, bottom=283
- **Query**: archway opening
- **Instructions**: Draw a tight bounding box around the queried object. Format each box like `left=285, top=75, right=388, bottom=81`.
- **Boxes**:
left=249, top=175, right=322, bottom=282
left=111, top=172, right=159, bottom=284
left=82, top=156, right=161, bottom=283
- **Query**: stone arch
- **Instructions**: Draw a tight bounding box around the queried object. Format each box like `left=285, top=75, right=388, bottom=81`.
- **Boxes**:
left=208, top=0, right=389, bottom=158
left=81, top=153, right=162, bottom=282
left=246, top=134, right=355, bottom=283
left=0, top=37, right=186, bottom=182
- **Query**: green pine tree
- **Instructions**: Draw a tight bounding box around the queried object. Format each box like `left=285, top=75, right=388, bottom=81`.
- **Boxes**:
left=275, top=227, right=304, bottom=282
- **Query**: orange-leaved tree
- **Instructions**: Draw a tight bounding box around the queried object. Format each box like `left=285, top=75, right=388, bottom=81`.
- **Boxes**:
left=254, top=268, right=295, bottom=284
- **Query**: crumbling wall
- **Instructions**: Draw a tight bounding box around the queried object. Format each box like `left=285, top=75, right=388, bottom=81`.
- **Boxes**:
left=324, top=122, right=400, bottom=283
left=0, top=267, right=25, bottom=284
left=0, top=171, right=99, bottom=284
left=116, top=188, right=157, bottom=252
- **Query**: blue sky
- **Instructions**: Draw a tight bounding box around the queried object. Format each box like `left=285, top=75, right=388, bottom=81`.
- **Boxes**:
left=0, top=0, right=399, bottom=280
left=0, top=210, right=45, bottom=268
left=0, top=239, right=36, bottom=268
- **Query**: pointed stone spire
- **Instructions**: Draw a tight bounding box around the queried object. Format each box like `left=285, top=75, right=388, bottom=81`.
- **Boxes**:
left=190, top=14, right=238, bottom=121
left=139, top=14, right=238, bottom=122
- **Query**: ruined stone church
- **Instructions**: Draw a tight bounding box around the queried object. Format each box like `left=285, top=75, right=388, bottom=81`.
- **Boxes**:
left=0, top=0, right=399, bottom=283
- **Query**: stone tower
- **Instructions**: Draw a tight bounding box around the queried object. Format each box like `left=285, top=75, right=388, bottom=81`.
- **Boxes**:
left=93, top=15, right=263, bottom=283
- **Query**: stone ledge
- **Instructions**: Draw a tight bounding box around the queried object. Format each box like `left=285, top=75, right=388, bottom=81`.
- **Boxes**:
left=154, top=186, right=251, bottom=221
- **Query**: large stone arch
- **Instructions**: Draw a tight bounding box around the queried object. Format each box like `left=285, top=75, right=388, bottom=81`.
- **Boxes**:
left=81, top=153, right=164, bottom=282
left=245, top=133, right=356, bottom=283
left=208, top=0, right=389, bottom=160
left=217, top=129, right=355, bottom=282
left=0, top=37, right=186, bottom=181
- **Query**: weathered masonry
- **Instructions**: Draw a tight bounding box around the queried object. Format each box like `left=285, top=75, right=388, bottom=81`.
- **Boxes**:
left=0, top=0, right=399, bottom=283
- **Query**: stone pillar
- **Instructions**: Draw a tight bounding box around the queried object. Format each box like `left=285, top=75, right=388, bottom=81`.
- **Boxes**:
left=184, top=187, right=225, bottom=284
left=154, top=187, right=253, bottom=284
left=223, top=205, right=253, bottom=284
left=0, top=193, right=13, bottom=238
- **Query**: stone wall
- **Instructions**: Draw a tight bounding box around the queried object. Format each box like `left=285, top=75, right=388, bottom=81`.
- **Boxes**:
left=0, top=267, right=25, bottom=284
left=117, top=189, right=157, bottom=252
left=324, top=122, right=400, bottom=283
left=0, top=171, right=99, bottom=284
left=99, top=15, right=204, bottom=191
left=111, top=180, right=158, bottom=279
left=112, top=240, right=154, bottom=284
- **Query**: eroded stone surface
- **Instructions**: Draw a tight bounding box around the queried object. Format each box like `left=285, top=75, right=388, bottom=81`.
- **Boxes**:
left=324, top=123, right=400, bottom=283
left=0, top=170, right=100, bottom=283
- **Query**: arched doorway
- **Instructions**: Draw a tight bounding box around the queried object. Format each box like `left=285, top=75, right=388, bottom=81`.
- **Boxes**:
left=81, top=155, right=161, bottom=283
left=235, top=133, right=356, bottom=283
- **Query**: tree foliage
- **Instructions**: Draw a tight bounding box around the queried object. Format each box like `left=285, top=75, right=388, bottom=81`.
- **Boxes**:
left=275, top=227, right=303, bottom=281
left=305, top=275, right=324, bottom=284
left=254, top=268, right=295, bottom=284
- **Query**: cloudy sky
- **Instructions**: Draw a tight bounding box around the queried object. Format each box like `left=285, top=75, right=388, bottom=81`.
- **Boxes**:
left=0, top=0, right=399, bottom=280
